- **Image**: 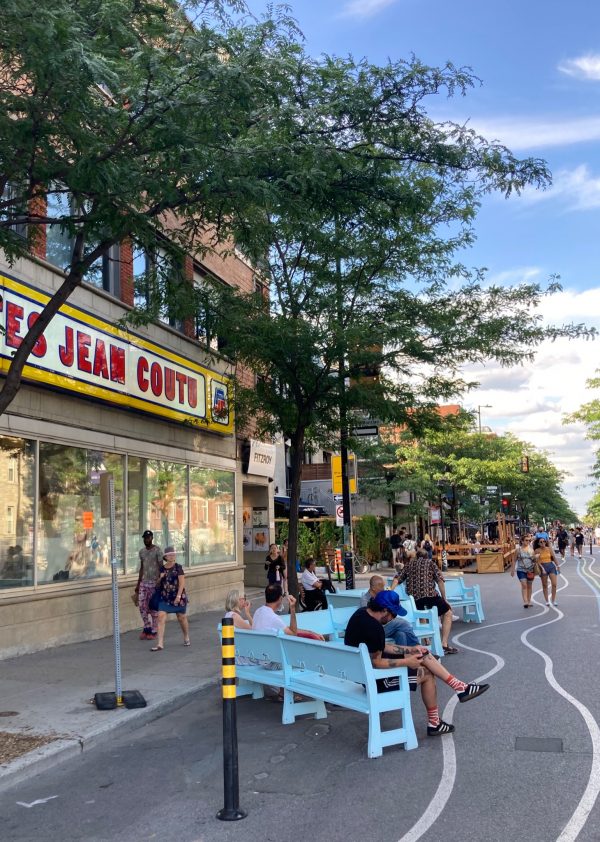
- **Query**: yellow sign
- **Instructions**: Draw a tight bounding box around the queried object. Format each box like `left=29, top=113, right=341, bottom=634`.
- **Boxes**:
left=0, top=272, right=234, bottom=435
left=331, top=454, right=357, bottom=495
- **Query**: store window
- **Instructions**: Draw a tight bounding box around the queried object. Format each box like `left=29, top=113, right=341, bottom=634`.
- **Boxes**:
left=127, top=457, right=188, bottom=570
left=0, top=436, right=35, bottom=589
left=189, top=467, right=235, bottom=566
left=37, top=444, right=124, bottom=583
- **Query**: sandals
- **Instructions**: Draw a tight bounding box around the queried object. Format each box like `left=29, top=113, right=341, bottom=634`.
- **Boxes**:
left=443, top=645, right=459, bottom=655
left=183, top=640, right=191, bottom=646
left=150, top=645, right=163, bottom=651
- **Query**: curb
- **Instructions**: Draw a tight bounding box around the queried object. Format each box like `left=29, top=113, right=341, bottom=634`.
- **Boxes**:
left=0, top=674, right=219, bottom=795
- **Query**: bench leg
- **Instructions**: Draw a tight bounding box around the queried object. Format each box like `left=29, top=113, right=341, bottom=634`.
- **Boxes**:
left=369, top=707, right=418, bottom=757
left=282, top=689, right=327, bottom=725
left=236, top=680, right=264, bottom=699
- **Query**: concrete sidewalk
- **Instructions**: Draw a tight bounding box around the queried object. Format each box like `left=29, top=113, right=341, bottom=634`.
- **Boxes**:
left=0, top=573, right=372, bottom=794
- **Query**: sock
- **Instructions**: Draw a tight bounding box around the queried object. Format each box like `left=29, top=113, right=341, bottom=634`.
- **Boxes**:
left=445, top=674, right=467, bottom=692
left=427, top=706, right=440, bottom=727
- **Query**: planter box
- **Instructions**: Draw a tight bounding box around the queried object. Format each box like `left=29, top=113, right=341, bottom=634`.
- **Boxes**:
left=476, top=552, right=505, bottom=574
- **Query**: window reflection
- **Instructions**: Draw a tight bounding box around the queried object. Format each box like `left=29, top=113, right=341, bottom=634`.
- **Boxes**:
left=189, top=467, right=235, bottom=566
left=37, top=444, right=124, bottom=583
left=0, top=436, right=35, bottom=589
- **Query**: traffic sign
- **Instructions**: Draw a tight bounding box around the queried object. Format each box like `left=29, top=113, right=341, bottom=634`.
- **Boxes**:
left=336, top=504, right=344, bottom=527
left=352, top=425, right=378, bottom=437
left=486, top=486, right=498, bottom=494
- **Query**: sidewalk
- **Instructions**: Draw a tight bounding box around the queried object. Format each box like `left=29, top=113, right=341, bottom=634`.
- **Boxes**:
left=0, top=575, right=373, bottom=794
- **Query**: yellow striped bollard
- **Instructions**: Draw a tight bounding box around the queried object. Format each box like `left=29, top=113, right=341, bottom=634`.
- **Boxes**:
left=216, top=617, right=247, bottom=821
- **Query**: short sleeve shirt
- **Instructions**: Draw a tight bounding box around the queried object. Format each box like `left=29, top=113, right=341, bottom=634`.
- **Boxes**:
left=398, top=556, right=441, bottom=599
left=301, top=569, right=320, bottom=591
left=252, top=605, right=287, bottom=632
left=344, top=607, right=385, bottom=653
left=139, top=544, right=162, bottom=583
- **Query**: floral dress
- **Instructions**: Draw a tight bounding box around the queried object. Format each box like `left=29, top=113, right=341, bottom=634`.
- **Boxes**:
left=158, top=563, right=188, bottom=609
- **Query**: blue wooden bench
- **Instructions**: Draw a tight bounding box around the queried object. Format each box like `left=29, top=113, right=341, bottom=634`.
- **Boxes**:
left=231, top=628, right=417, bottom=758
left=442, top=578, right=485, bottom=623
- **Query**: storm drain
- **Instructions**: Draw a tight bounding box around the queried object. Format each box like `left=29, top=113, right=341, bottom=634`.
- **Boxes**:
left=515, top=737, right=564, bottom=753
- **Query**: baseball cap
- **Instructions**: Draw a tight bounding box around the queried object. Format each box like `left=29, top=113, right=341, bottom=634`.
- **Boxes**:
left=142, top=530, right=153, bottom=538
left=373, top=590, right=407, bottom=617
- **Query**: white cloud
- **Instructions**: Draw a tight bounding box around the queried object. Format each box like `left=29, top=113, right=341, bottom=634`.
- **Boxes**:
left=465, top=115, right=600, bottom=151
left=521, top=164, right=600, bottom=211
left=559, top=54, right=600, bottom=81
left=340, top=0, right=398, bottom=19
left=462, top=286, right=600, bottom=516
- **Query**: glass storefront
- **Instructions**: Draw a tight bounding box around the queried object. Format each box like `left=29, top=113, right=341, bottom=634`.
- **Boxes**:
left=0, top=434, right=236, bottom=590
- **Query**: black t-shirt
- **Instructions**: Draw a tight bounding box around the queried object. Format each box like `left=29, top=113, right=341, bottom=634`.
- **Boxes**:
left=575, top=533, right=584, bottom=545
left=557, top=530, right=568, bottom=545
left=344, top=607, right=385, bottom=653
left=389, top=534, right=401, bottom=549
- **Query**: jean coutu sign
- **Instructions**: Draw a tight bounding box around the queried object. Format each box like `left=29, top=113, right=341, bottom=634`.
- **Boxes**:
left=0, top=272, right=233, bottom=434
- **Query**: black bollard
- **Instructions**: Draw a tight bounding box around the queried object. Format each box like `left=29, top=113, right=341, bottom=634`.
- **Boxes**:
left=216, top=617, right=247, bottom=822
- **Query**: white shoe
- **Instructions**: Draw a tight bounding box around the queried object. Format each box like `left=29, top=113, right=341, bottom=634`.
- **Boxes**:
left=552, top=601, right=558, bottom=606
left=451, top=614, right=460, bottom=621
left=545, top=602, right=550, bottom=607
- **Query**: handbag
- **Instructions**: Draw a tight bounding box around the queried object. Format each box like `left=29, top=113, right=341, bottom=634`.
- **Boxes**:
left=148, top=588, right=161, bottom=612
left=526, top=570, right=535, bottom=581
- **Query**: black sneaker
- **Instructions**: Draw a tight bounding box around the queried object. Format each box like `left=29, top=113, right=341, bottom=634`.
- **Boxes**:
left=457, top=683, right=490, bottom=703
left=427, top=720, right=455, bottom=736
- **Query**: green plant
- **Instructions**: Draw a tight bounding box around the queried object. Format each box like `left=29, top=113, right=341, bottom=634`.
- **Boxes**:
left=355, top=515, right=381, bottom=565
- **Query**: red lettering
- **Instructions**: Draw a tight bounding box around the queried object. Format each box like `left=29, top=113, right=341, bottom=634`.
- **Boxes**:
left=6, top=302, right=24, bottom=349
left=92, top=339, right=109, bottom=379
left=59, top=326, right=74, bottom=366
left=77, top=331, right=92, bottom=373
left=150, top=362, right=162, bottom=397
left=110, top=346, right=125, bottom=384
left=188, top=377, right=197, bottom=409
left=175, top=372, right=186, bottom=404
left=27, top=312, right=47, bottom=358
left=164, top=367, right=175, bottom=401
left=137, top=357, right=149, bottom=392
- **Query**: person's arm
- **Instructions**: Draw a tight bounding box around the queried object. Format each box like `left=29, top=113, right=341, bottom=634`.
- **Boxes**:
left=233, top=612, right=252, bottom=629
left=135, top=553, right=144, bottom=591
left=174, top=568, right=185, bottom=606
left=284, top=595, right=297, bottom=635
left=369, top=649, right=423, bottom=670
left=433, top=562, right=446, bottom=599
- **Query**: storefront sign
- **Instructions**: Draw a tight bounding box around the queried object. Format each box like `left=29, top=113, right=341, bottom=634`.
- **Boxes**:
left=429, top=506, right=441, bottom=525
left=248, top=439, right=276, bottom=478
left=0, top=273, right=233, bottom=434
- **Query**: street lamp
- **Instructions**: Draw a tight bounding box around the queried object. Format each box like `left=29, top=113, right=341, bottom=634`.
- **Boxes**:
left=477, top=404, right=492, bottom=434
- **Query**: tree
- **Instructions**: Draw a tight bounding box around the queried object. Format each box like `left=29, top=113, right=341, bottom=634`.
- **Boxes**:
left=210, top=55, right=588, bottom=594
left=0, top=0, right=307, bottom=414
left=364, top=412, right=577, bottom=529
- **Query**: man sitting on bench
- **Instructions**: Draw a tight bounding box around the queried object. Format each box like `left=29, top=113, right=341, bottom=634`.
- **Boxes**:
left=344, top=590, right=490, bottom=736
left=301, top=557, right=333, bottom=611
left=360, top=574, right=419, bottom=647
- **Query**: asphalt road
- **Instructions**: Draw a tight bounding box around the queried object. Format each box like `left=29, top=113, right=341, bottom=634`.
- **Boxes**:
left=3, top=551, right=600, bottom=842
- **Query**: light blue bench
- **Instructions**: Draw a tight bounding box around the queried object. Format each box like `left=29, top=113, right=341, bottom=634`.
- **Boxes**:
left=232, top=628, right=417, bottom=758
left=441, top=578, right=485, bottom=623
left=327, top=590, right=365, bottom=609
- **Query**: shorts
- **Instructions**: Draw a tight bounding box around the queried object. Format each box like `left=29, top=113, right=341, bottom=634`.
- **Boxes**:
left=415, top=595, right=451, bottom=616
left=516, top=570, right=533, bottom=581
left=157, top=600, right=187, bottom=614
left=540, top=561, right=558, bottom=576
left=376, top=669, right=418, bottom=694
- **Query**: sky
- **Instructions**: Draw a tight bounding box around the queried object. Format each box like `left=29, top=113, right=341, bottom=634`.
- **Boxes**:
left=245, top=0, right=600, bottom=518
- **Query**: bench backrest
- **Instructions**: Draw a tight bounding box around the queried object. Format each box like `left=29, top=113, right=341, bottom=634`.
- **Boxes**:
left=329, top=605, right=358, bottom=630
left=280, top=635, right=371, bottom=686
left=233, top=628, right=284, bottom=663
left=279, top=611, right=336, bottom=636
left=327, top=591, right=366, bottom=610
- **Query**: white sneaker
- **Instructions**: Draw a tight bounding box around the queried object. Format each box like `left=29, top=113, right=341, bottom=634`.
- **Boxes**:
left=451, top=614, right=460, bottom=621
left=545, top=602, right=550, bottom=607
left=552, top=601, right=558, bottom=606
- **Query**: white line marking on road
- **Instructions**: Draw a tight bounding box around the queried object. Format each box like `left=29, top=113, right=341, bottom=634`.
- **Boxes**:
left=16, top=796, right=59, bottom=808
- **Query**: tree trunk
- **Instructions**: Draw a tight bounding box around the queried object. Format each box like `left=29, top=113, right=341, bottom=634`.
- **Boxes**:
left=285, top=427, right=306, bottom=599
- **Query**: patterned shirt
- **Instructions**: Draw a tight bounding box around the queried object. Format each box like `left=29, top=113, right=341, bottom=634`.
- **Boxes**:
left=139, top=544, right=162, bottom=583
left=398, top=556, right=442, bottom=599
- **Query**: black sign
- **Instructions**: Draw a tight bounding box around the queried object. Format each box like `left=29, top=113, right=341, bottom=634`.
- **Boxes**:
left=344, top=551, right=355, bottom=590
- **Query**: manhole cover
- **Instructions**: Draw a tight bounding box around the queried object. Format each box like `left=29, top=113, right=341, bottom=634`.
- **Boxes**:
left=515, top=737, right=563, bottom=753
left=0, top=711, right=19, bottom=717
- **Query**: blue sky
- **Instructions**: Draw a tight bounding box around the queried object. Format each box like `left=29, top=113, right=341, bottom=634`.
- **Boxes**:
left=247, top=0, right=600, bottom=516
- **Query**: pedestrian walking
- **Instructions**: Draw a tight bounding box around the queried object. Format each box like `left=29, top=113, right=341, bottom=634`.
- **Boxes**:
left=569, top=529, right=576, bottom=557
left=510, top=535, right=535, bottom=608
left=420, top=533, right=434, bottom=560
left=534, top=538, right=560, bottom=607
left=556, top=525, right=569, bottom=559
left=575, top=527, right=585, bottom=558
left=265, top=543, right=286, bottom=588
left=151, top=546, right=190, bottom=651
left=134, top=529, right=162, bottom=640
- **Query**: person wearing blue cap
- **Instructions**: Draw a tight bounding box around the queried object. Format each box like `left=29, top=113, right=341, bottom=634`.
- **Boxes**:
left=344, top=589, right=490, bottom=736
left=360, top=575, right=419, bottom=647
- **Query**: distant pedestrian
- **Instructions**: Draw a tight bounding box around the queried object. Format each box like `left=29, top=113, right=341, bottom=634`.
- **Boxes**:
left=569, top=529, right=576, bottom=557
left=510, top=535, right=535, bottom=608
left=151, top=547, right=190, bottom=651
left=420, top=533, right=434, bottom=560
left=575, top=527, right=585, bottom=558
left=390, top=528, right=402, bottom=565
left=556, top=525, right=569, bottom=559
left=534, top=538, right=560, bottom=607
left=135, top=530, right=161, bottom=641
left=265, top=543, right=286, bottom=588
left=397, top=549, right=458, bottom=654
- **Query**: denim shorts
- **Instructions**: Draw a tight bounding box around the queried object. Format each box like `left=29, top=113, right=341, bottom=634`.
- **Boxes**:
left=540, top=561, right=558, bottom=576
left=516, top=569, right=533, bottom=581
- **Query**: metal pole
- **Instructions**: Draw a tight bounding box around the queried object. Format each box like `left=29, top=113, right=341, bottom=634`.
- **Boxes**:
left=217, top=618, right=246, bottom=821
left=439, top=490, right=447, bottom=571
left=108, top=477, right=123, bottom=706
left=341, top=443, right=355, bottom=590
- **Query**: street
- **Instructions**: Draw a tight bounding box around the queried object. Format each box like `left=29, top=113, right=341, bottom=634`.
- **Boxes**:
left=3, top=552, right=600, bottom=842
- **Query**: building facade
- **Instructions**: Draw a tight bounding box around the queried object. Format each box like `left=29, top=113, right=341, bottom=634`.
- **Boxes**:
left=0, top=226, right=268, bottom=658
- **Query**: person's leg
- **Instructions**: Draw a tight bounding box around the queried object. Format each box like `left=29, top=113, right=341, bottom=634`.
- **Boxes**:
left=176, top=612, right=190, bottom=643
left=540, top=573, right=549, bottom=605
left=441, top=609, right=453, bottom=648
left=138, top=582, right=153, bottom=636
left=152, top=611, right=167, bottom=650
left=384, top=617, right=419, bottom=647
left=549, top=573, right=558, bottom=603
left=519, top=579, right=529, bottom=606
left=526, top=580, right=533, bottom=605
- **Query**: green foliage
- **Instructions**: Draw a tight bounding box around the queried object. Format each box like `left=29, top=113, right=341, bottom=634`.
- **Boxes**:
left=355, top=515, right=381, bottom=565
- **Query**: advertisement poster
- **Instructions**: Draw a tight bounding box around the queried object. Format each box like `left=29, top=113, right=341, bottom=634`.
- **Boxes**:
left=242, top=507, right=252, bottom=527
left=243, top=527, right=253, bottom=549
left=252, top=507, right=268, bottom=527
left=252, top=527, right=269, bottom=552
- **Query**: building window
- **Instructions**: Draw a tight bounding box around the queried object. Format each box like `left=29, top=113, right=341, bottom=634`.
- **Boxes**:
left=85, top=244, right=120, bottom=297
left=322, top=451, right=332, bottom=464
left=6, top=507, right=14, bottom=535
left=7, top=457, right=17, bottom=483
left=132, top=245, right=153, bottom=310
left=0, top=436, right=35, bottom=588
left=194, top=271, right=219, bottom=350
left=157, top=250, right=185, bottom=332
left=45, top=189, right=75, bottom=271
left=0, top=182, right=27, bottom=239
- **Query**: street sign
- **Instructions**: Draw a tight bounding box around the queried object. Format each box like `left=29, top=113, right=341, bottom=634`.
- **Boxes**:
left=429, top=506, right=441, bottom=525
left=331, top=454, right=357, bottom=495
left=352, top=425, right=378, bottom=437
left=336, top=504, right=344, bottom=527
left=486, top=486, right=498, bottom=494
